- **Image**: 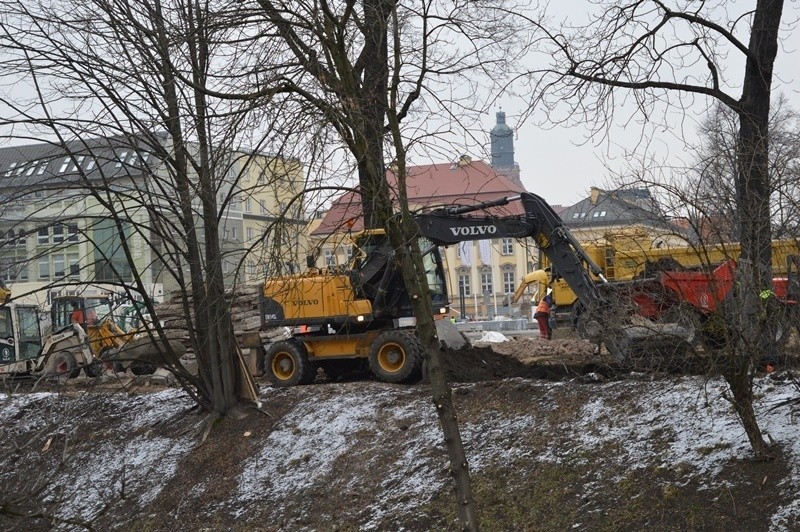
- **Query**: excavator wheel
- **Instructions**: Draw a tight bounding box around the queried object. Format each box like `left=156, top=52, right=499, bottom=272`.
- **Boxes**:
left=265, top=340, right=316, bottom=387
left=368, top=330, right=423, bottom=384
left=45, top=351, right=80, bottom=382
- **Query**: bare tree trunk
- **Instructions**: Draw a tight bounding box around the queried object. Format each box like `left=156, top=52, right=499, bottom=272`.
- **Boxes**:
left=188, top=0, right=242, bottom=414
left=386, top=213, right=478, bottom=530
left=728, top=0, right=783, bottom=459
left=386, top=112, right=477, bottom=529
left=356, top=0, right=395, bottom=230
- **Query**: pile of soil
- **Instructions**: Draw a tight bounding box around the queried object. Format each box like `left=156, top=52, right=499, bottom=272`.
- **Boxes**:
left=441, top=336, right=620, bottom=383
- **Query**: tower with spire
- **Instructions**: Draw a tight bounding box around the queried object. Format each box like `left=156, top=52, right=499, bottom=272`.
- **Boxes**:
left=489, top=111, right=523, bottom=189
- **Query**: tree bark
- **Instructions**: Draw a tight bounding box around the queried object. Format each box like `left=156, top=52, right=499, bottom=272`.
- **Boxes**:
left=729, top=0, right=783, bottom=459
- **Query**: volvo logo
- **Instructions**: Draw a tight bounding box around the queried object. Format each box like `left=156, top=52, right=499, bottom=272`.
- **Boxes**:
left=449, top=225, right=497, bottom=237
left=290, top=299, right=319, bottom=306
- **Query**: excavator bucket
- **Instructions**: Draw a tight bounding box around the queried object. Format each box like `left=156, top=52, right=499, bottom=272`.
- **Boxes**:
left=435, top=319, right=469, bottom=350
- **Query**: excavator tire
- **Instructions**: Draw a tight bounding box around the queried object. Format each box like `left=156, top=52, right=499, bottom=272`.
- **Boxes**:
left=45, top=351, right=80, bottom=381
left=265, top=340, right=316, bottom=387
left=368, top=330, right=423, bottom=384
left=84, top=348, right=122, bottom=377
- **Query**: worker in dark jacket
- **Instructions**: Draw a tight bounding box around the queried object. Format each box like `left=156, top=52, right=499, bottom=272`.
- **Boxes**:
left=534, top=293, right=553, bottom=340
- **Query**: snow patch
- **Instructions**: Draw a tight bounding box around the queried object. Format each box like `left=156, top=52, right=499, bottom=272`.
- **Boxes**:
left=479, top=331, right=509, bottom=343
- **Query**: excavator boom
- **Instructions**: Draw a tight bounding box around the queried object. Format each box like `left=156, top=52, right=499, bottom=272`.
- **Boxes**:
left=0, top=279, right=10, bottom=306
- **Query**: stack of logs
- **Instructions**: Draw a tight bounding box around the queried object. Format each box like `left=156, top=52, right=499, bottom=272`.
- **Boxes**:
left=152, top=284, right=289, bottom=349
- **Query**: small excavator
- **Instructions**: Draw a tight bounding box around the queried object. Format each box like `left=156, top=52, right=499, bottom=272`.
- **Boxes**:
left=0, top=285, right=147, bottom=380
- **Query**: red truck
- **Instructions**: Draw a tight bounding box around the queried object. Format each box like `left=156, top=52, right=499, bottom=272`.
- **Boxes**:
left=619, top=258, right=797, bottom=354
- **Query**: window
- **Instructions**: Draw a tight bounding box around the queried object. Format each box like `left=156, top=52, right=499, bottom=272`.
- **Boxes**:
left=0, top=258, right=13, bottom=281
left=501, top=238, right=513, bottom=255
left=58, top=157, right=70, bottom=173
left=244, top=198, right=252, bottom=213
left=247, top=260, right=257, bottom=279
left=324, top=249, right=335, bottom=266
left=37, top=227, right=49, bottom=245
left=25, top=161, right=39, bottom=176
left=53, top=255, right=65, bottom=277
left=231, top=227, right=238, bottom=241
left=480, top=268, right=493, bottom=295
left=67, top=253, right=80, bottom=278
left=458, top=272, right=471, bottom=297
left=0, top=258, right=28, bottom=282
left=68, top=224, right=79, bottom=243
left=17, top=263, right=28, bottom=281
left=246, top=227, right=255, bottom=242
left=259, top=200, right=267, bottom=215
left=4, top=162, right=18, bottom=176
left=502, top=267, right=516, bottom=294
left=593, top=211, right=599, bottom=218
left=52, top=225, right=64, bottom=244
left=116, top=151, right=128, bottom=167
left=572, top=212, right=580, bottom=219
left=38, top=257, right=50, bottom=280
left=222, top=260, right=230, bottom=274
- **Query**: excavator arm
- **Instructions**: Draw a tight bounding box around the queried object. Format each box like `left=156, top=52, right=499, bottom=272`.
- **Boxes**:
left=414, top=192, right=610, bottom=313
left=414, top=192, right=654, bottom=362
left=0, top=279, right=10, bottom=306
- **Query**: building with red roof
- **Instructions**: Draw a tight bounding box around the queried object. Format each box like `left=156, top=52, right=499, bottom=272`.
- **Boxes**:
left=308, top=153, right=539, bottom=321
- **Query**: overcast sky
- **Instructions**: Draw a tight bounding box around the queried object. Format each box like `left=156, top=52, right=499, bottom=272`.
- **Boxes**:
left=487, top=2, right=800, bottom=207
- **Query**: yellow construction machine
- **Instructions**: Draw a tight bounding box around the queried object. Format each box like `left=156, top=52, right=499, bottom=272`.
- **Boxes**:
left=260, top=192, right=689, bottom=387
left=536, top=235, right=800, bottom=327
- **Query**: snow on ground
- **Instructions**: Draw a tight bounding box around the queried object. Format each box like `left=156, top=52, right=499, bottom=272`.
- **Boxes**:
left=0, top=388, right=196, bottom=524
left=232, top=383, right=445, bottom=527
left=2, top=375, right=799, bottom=529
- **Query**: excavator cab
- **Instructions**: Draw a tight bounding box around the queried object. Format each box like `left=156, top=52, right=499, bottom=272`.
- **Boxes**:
left=0, top=298, right=43, bottom=372
left=51, top=295, right=127, bottom=357
left=349, top=229, right=449, bottom=315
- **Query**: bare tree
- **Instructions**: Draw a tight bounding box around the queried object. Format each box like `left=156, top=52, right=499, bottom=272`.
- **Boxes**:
left=689, top=96, right=800, bottom=240
left=0, top=0, right=310, bottom=417
left=233, top=1, right=521, bottom=528
left=520, top=1, right=786, bottom=457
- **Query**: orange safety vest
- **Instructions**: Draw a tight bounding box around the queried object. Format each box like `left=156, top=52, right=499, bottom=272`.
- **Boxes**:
left=536, top=298, right=550, bottom=315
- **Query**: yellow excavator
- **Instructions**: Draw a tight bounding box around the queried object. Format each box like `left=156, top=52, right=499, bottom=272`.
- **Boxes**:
left=260, top=192, right=688, bottom=387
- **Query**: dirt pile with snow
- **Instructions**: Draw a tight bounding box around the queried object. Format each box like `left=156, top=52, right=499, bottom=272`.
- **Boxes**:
left=2, top=337, right=800, bottom=531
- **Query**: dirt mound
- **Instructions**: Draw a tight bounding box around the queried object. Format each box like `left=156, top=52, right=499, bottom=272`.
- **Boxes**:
left=441, top=337, right=619, bottom=383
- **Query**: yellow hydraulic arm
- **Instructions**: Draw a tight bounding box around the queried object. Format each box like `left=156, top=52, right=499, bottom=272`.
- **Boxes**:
left=512, top=269, right=549, bottom=304
left=0, top=280, right=10, bottom=305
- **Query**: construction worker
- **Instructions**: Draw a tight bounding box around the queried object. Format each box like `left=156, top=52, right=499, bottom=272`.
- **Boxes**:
left=534, top=292, right=553, bottom=340
left=759, top=288, right=780, bottom=372
left=70, top=301, right=84, bottom=326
